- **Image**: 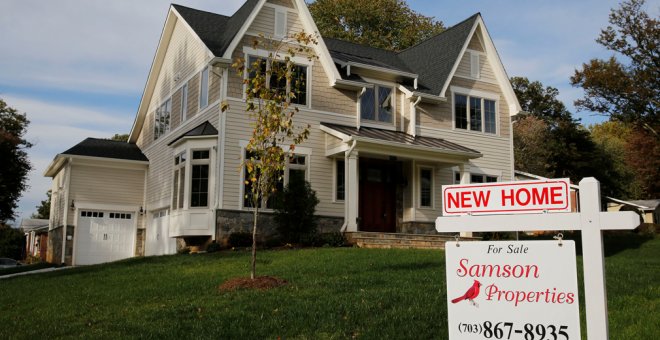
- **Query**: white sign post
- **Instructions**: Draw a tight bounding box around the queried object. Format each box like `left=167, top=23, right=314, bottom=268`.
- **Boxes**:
left=436, top=178, right=640, bottom=340
left=446, top=240, right=580, bottom=340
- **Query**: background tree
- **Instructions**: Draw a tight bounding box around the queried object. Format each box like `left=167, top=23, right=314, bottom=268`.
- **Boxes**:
left=570, top=0, right=659, bottom=131
left=0, top=223, right=24, bottom=259
left=224, top=33, right=315, bottom=279
left=308, top=0, right=445, bottom=51
left=31, top=190, right=51, bottom=220
left=510, top=77, right=573, bottom=123
left=110, top=133, right=129, bottom=142
left=0, top=98, right=32, bottom=223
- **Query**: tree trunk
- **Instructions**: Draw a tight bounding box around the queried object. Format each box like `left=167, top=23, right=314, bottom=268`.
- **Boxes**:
left=251, top=206, right=258, bottom=280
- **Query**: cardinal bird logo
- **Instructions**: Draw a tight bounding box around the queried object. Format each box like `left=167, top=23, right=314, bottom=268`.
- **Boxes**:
left=451, top=280, right=482, bottom=307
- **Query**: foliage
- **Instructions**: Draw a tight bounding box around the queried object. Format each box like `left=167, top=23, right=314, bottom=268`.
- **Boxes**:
left=274, top=178, right=319, bottom=244
left=0, top=240, right=658, bottom=338
left=590, top=122, right=642, bottom=199
left=223, top=32, right=315, bottom=279
left=205, top=241, right=221, bottom=253
left=570, top=0, right=659, bottom=131
left=0, top=98, right=32, bottom=223
left=308, top=0, right=445, bottom=51
left=624, top=126, right=660, bottom=198
left=228, top=232, right=254, bottom=248
left=31, top=190, right=51, bottom=220
left=0, top=224, right=25, bottom=259
left=319, top=232, right=347, bottom=247
left=110, top=133, right=129, bottom=142
left=510, top=77, right=573, bottom=123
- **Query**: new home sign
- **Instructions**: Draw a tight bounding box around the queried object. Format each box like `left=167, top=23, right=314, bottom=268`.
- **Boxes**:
left=445, top=240, right=580, bottom=340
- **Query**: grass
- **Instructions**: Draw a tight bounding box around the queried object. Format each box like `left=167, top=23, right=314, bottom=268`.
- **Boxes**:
left=0, top=236, right=658, bottom=339
left=0, top=262, right=56, bottom=276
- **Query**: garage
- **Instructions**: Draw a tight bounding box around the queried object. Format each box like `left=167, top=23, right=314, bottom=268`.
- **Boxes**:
left=146, top=209, right=176, bottom=256
left=75, top=210, right=136, bottom=265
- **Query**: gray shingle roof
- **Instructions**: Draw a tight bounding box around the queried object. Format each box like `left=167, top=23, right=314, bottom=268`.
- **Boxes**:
left=324, top=38, right=414, bottom=74
left=321, top=122, right=481, bottom=156
left=172, top=1, right=259, bottom=57
left=61, top=138, right=148, bottom=162
left=168, top=121, right=218, bottom=145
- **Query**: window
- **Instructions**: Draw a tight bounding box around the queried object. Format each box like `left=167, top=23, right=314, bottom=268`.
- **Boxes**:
left=274, top=8, right=287, bottom=38
left=420, top=168, right=433, bottom=208
left=181, top=84, right=188, bottom=122
left=172, top=151, right=186, bottom=210
left=361, top=85, right=393, bottom=123
left=242, top=149, right=309, bottom=209
left=199, top=67, right=209, bottom=109
left=247, top=56, right=307, bottom=105
left=154, top=98, right=172, bottom=140
left=454, top=172, right=498, bottom=184
left=470, top=52, right=480, bottom=79
left=454, top=93, right=497, bottom=134
left=190, top=150, right=210, bottom=207
left=335, top=160, right=345, bottom=201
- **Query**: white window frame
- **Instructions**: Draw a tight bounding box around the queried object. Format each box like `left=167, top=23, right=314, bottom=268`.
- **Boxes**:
left=199, top=66, right=209, bottom=109
left=274, top=8, right=287, bottom=38
left=242, top=48, right=312, bottom=108
left=418, top=166, right=434, bottom=209
left=238, top=140, right=312, bottom=210
left=451, top=86, right=499, bottom=135
left=359, top=80, right=395, bottom=127
left=172, top=151, right=186, bottom=210
left=453, top=170, right=500, bottom=185
left=154, top=98, right=172, bottom=140
left=180, top=83, right=188, bottom=123
left=171, top=139, right=216, bottom=211
left=189, top=149, right=211, bottom=208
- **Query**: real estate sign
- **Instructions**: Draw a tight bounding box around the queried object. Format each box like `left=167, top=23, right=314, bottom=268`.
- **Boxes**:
left=442, top=179, right=571, bottom=215
left=445, top=240, right=581, bottom=340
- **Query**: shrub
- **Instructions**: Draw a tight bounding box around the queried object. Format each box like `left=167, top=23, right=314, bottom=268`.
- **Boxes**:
left=206, top=241, right=221, bottom=253
left=320, top=232, right=346, bottom=247
left=274, top=178, right=319, bottom=244
left=228, top=232, right=253, bottom=248
left=0, top=225, right=24, bottom=259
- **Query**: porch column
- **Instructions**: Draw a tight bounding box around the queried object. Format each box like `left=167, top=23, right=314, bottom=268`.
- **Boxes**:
left=345, top=150, right=359, bottom=232
left=459, top=163, right=472, bottom=237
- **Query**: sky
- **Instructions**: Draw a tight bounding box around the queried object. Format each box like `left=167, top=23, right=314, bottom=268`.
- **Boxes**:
left=1, top=0, right=658, bottom=226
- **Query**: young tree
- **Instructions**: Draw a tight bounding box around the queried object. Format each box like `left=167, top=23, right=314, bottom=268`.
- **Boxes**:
left=31, top=190, right=51, bottom=220
left=570, top=0, right=659, bottom=132
left=308, top=0, right=445, bottom=51
left=224, top=33, right=315, bottom=279
left=110, top=133, right=129, bottom=142
left=0, top=98, right=32, bottom=223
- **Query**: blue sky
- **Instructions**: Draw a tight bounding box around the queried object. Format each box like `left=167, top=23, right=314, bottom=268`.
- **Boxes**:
left=1, top=0, right=658, bottom=225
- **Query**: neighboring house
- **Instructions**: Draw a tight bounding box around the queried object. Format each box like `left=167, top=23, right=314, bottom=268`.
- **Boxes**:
left=20, top=219, right=49, bottom=262
left=45, top=0, right=521, bottom=265
left=607, top=198, right=660, bottom=227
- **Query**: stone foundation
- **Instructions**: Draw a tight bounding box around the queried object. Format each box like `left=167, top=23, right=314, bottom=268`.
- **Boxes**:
left=135, top=229, right=145, bottom=256
left=47, top=226, right=63, bottom=264
left=215, top=209, right=343, bottom=246
left=64, top=226, right=74, bottom=265
left=398, top=221, right=437, bottom=235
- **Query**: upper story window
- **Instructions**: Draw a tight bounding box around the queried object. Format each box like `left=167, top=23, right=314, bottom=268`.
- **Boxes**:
left=154, top=98, right=172, bottom=140
left=199, top=66, right=209, bottom=109
left=361, top=85, right=393, bottom=124
left=181, top=83, right=188, bottom=123
left=454, top=93, right=497, bottom=134
left=247, top=56, right=308, bottom=106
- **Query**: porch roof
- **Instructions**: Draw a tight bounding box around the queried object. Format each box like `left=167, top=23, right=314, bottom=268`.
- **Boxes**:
left=320, top=122, right=482, bottom=159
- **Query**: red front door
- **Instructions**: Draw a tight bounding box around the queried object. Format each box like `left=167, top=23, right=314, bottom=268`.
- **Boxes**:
left=358, top=159, right=397, bottom=232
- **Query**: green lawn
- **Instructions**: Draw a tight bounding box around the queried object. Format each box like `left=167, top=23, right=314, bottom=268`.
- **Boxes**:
left=1, top=236, right=658, bottom=339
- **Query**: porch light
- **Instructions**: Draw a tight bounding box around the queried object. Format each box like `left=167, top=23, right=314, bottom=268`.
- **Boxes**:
left=139, top=206, right=144, bottom=215
left=70, top=200, right=75, bottom=211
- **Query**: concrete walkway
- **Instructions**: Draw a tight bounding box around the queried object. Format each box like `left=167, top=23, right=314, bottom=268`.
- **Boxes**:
left=0, top=266, right=72, bottom=279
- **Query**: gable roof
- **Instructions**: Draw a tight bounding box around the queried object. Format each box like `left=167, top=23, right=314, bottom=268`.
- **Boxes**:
left=61, top=138, right=149, bottom=162
left=172, top=1, right=259, bottom=57
left=168, top=121, right=219, bottom=146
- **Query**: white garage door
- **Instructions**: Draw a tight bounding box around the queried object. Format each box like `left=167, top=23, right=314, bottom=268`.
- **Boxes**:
left=75, top=210, right=136, bottom=265
left=146, top=210, right=176, bottom=256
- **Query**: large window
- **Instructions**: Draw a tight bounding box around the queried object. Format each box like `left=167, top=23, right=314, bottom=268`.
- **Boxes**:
left=420, top=168, right=433, bottom=208
left=454, top=93, right=496, bottom=134
left=247, top=56, right=307, bottom=105
left=154, top=98, right=172, bottom=140
left=199, top=66, right=209, bottom=109
left=361, top=85, right=393, bottom=123
left=190, top=150, right=210, bottom=207
left=242, top=150, right=308, bottom=209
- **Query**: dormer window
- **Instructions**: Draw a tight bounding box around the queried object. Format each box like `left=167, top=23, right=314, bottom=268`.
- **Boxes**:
left=361, top=85, right=393, bottom=124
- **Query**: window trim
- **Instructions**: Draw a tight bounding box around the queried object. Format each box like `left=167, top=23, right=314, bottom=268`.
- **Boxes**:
left=451, top=86, right=499, bottom=135
left=359, top=82, right=395, bottom=126
left=334, top=159, right=345, bottom=202
left=418, top=166, right=434, bottom=209
left=180, top=83, right=188, bottom=123
left=189, top=148, right=211, bottom=208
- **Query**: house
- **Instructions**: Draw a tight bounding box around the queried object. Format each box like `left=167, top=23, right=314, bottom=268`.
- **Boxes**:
left=45, top=0, right=521, bottom=265
left=20, top=218, right=49, bottom=262
left=607, top=198, right=659, bottom=229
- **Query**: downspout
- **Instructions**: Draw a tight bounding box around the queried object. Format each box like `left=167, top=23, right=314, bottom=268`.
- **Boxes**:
left=357, top=87, right=366, bottom=129
left=340, top=139, right=358, bottom=233
left=410, top=96, right=422, bottom=137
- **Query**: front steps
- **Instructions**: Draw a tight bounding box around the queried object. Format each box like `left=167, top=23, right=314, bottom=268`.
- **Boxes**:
left=346, top=232, right=480, bottom=250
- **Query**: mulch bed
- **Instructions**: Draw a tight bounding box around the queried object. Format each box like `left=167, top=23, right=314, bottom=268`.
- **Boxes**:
left=218, top=276, right=288, bottom=292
